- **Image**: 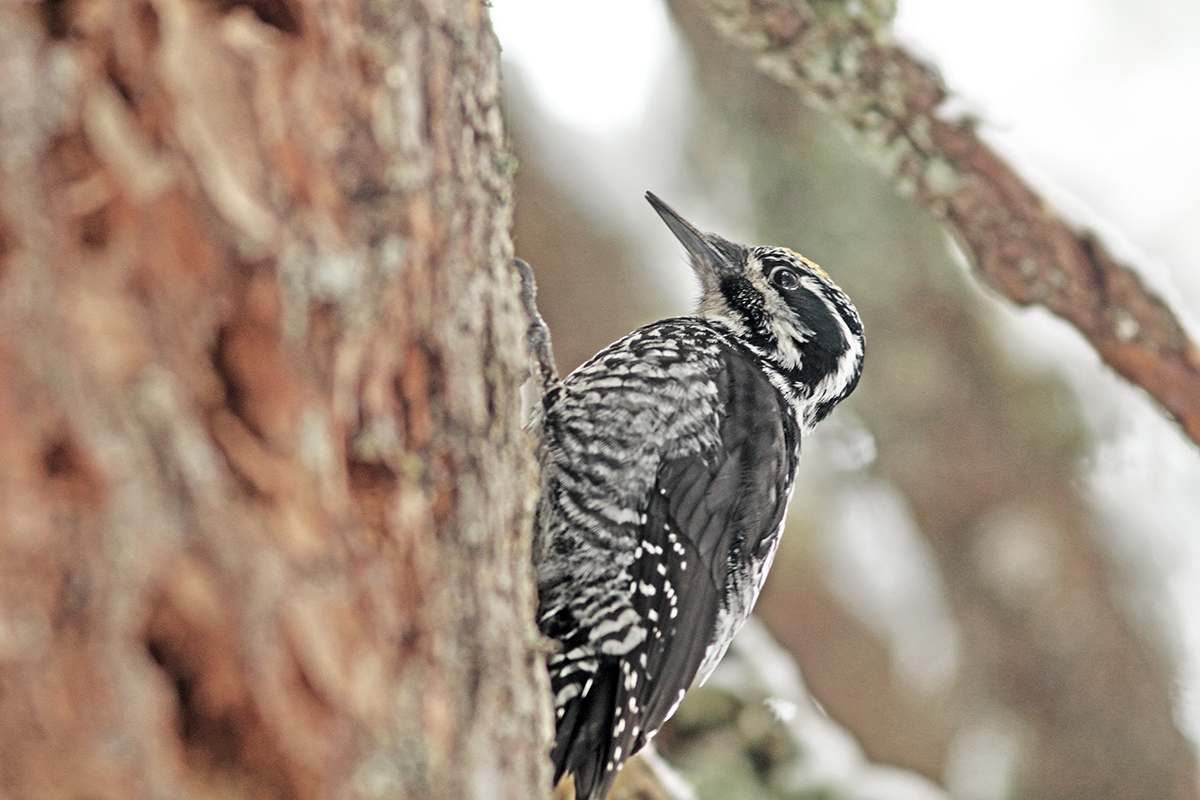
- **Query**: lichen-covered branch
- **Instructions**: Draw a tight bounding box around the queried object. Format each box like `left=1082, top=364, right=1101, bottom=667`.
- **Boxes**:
left=694, top=0, right=1200, bottom=446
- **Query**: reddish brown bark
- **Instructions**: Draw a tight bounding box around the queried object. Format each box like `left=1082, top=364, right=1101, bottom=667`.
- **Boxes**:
left=0, top=0, right=548, bottom=798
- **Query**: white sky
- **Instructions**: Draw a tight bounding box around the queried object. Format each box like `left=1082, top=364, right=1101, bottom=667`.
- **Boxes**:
left=492, top=0, right=675, bottom=134
left=491, top=0, right=1200, bottom=765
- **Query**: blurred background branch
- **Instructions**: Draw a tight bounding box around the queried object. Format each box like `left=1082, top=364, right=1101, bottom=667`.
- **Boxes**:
left=694, top=0, right=1200, bottom=447
left=667, top=3, right=1199, bottom=795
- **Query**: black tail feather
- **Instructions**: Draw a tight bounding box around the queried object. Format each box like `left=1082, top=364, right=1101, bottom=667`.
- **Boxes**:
left=551, top=659, right=621, bottom=800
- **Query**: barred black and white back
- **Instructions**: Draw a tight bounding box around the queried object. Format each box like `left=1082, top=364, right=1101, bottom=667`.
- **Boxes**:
left=527, top=193, right=864, bottom=800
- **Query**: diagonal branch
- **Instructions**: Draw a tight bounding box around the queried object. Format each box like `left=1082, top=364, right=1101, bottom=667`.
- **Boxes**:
left=695, top=0, right=1200, bottom=446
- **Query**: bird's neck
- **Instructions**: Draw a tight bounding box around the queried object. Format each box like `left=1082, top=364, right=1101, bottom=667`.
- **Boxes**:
left=696, top=316, right=816, bottom=437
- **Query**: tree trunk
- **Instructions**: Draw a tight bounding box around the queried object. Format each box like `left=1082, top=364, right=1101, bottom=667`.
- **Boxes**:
left=0, top=1, right=549, bottom=798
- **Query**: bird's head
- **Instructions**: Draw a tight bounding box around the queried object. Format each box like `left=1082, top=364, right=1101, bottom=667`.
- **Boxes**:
left=647, top=191, right=864, bottom=427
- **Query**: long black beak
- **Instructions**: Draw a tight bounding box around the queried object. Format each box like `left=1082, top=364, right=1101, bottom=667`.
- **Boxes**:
left=646, top=192, right=738, bottom=282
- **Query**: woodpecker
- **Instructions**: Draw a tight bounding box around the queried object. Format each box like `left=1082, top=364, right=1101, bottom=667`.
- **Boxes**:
left=520, top=193, right=864, bottom=800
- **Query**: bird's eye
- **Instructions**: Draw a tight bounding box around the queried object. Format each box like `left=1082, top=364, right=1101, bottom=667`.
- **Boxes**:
left=770, top=267, right=801, bottom=290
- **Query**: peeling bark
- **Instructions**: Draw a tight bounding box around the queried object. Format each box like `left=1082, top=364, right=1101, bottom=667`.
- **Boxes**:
left=0, top=0, right=549, bottom=798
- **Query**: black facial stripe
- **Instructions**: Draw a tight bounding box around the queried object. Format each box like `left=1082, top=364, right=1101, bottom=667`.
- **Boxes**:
left=720, top=276, right=772, bottom=340
left=792, top=292, right=847, bottom=386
